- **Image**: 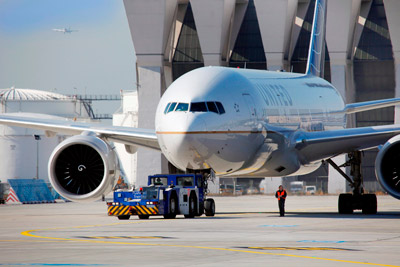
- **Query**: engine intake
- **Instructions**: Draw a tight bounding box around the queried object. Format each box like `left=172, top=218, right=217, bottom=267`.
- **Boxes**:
left=375, top=134, right=400, bottom=200
left=48, top=134, right=119, bottom=202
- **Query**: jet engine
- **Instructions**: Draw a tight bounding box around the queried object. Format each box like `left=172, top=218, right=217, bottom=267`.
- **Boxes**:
left=48, top=134, right=119, bottom=202
left=375, top=134, right=400, bottom=200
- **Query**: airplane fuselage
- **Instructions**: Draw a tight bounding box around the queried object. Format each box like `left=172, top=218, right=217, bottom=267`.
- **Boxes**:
left=155, top=66, right=345, bottom=177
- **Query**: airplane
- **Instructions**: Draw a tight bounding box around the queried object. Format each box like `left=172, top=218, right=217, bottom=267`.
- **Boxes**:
left=1, top=0, right=400, bottom=214
left=52, top=27, right=78, bottom=34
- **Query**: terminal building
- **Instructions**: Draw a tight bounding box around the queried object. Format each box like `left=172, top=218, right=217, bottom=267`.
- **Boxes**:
left=120, top=0, right=400, bottom=193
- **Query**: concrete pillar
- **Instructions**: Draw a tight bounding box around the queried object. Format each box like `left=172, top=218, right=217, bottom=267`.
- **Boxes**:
left=394, top=58, right=400, bottom=124
left=325, top=0, right=361, bottom=193
left=228, top=1, right=248, bottom=62
left=384, top=0, right=400, bottom=123
left=191, top=0, right=235, bottom=66
left=124, top=0, right=177, bottom=186
left=254, top=0, right=297, bottom=70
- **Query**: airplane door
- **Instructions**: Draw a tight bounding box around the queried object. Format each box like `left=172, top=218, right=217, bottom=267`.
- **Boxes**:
left=242, top=93, right=257, bottom=122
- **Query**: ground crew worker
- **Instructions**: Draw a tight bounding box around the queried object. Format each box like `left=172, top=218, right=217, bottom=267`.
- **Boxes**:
left=275, top=185, right=287, bottom=216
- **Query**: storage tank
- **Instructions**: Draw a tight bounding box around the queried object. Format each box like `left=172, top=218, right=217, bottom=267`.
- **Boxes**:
left=0, top=87, right=94, bottom=182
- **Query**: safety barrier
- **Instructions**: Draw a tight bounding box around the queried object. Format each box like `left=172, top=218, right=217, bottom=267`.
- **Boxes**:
left=7, top=179, right=55, bottom=204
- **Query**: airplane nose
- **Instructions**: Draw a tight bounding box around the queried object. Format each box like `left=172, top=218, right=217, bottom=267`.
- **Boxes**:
left=158, top=113, right=209, bottom=171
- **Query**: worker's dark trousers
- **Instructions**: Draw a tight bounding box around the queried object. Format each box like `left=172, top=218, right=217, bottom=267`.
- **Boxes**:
left=278, top=199, right=285, bottom=216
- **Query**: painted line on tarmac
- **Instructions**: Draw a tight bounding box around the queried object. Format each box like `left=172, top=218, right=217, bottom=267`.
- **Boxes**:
left=20, top=222, right=400, bottom=267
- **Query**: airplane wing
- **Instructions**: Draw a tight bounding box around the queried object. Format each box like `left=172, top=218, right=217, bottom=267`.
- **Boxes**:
left=326, top=98, right=400, bottom=115
left=0, top=113, right=160, bottom=151
left=293, top=124, right=400, bottom=163
left=343, top=98, right=400, bottom=114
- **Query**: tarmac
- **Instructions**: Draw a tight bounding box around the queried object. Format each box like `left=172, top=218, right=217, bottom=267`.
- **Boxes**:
left=0, top=194, right=400, bottom=266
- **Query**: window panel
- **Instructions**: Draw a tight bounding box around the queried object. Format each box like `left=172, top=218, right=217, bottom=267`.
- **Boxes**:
left=215, top=102, right=225, bottom=114
left=206, top=102, right=218, bottom=113
left=164, top=103, right=171, bottom=114
left=167, top=102, right=177, bottom=113
left=176, top=103, right=189, bottom=111
left=190, top=102, right=207, bottom=112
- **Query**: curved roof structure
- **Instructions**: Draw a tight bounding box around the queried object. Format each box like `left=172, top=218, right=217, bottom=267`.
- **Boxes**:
left=0, top=88, right=71, bottom=101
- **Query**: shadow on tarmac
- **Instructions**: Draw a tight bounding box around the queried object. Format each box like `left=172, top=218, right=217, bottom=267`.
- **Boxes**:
left=214, top=211, right=400, bottom=219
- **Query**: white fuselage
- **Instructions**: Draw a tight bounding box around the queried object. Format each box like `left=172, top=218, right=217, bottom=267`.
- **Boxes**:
left=155, top=67, right=345, bottom=177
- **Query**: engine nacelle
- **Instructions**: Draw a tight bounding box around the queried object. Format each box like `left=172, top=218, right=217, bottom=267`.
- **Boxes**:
left=48, top=134, right=119, bottom=202
left=375, top=134, right=400, bottom=200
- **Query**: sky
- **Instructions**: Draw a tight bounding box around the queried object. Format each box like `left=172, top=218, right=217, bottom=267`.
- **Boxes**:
left=0, top=0, right=137, bottom=116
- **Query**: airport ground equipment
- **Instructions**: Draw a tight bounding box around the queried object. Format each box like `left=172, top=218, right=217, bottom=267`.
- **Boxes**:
left=7, top=179, right=55, bottom=204
left=107, top=174, right=215, bottom=220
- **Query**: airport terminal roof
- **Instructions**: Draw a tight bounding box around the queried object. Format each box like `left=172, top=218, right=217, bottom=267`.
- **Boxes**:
left=0, top=87, right=71, bottom=101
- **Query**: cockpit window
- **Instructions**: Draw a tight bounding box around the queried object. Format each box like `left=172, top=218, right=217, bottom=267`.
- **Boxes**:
left=190, top=102, right=208, bottom=112
left=215, top=102, right=225, bottom=114
left=164, top=103, right=171, bottom=114
left=175, top=103, right=189, bottom=111
left=167, top=102, right=177, bottom=113
left=206, top=102, right=218, bottom=113
left=165, top=101, right=225, bottom=115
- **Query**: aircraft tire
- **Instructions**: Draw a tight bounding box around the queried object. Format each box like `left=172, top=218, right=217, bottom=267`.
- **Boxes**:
left=204, top=198, right=215, bottom=217
left=338, top=193, right=353, bottom=214
left=164, top=192, right=178, bottom=219
left=362, top=194, right=377, bottom=214
left=186, top=192, right=197, bottom=218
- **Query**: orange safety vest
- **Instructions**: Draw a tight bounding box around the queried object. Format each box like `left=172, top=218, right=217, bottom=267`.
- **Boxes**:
left=277, top=190, right=286, bottom=200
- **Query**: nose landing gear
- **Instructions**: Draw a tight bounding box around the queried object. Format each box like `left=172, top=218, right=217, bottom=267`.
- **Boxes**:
left=326, top=151, right=377, bottom=214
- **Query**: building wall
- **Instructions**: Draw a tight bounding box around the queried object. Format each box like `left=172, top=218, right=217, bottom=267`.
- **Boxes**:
left=123, top=0, right=399, bottom=192
left=113, top=91, right=138, bottom=187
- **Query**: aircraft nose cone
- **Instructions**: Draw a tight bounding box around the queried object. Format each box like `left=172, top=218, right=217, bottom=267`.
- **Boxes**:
left=157, top=113, right=209, bottom=171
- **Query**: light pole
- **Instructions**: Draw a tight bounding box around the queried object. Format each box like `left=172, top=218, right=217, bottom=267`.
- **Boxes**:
left=33, top=135, right=41, bottom=179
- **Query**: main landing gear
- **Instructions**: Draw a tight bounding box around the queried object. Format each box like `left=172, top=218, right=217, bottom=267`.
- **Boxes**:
left=326, top=151, right=377, bottom=214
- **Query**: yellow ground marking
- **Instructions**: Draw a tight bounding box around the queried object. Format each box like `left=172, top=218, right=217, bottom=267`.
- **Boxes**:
left=19, top=221, right=400, bottom=267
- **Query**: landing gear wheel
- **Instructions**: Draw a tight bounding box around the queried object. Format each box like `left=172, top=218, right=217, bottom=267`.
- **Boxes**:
left=138, top=215, right=150, bottom=219
left=338, top=193, right=353, bottom=214
left=117, top=215, right=130, bottom=220
left=204, top=198, right=215, bottom=217
left=185, top=193, right=197, bottom=218
left=164, top=193, right=178, bottom=219
left=362, top=194, right=377, bottom=214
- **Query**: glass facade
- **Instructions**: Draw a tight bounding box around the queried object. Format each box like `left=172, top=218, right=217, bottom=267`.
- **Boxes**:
left=172, top=3, right=204, bottom=81
left=353, top=0, right=395, bottom=190
left=291, top=0, right=330, bottom=82
left=229, top=0, right=267, bottom=70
